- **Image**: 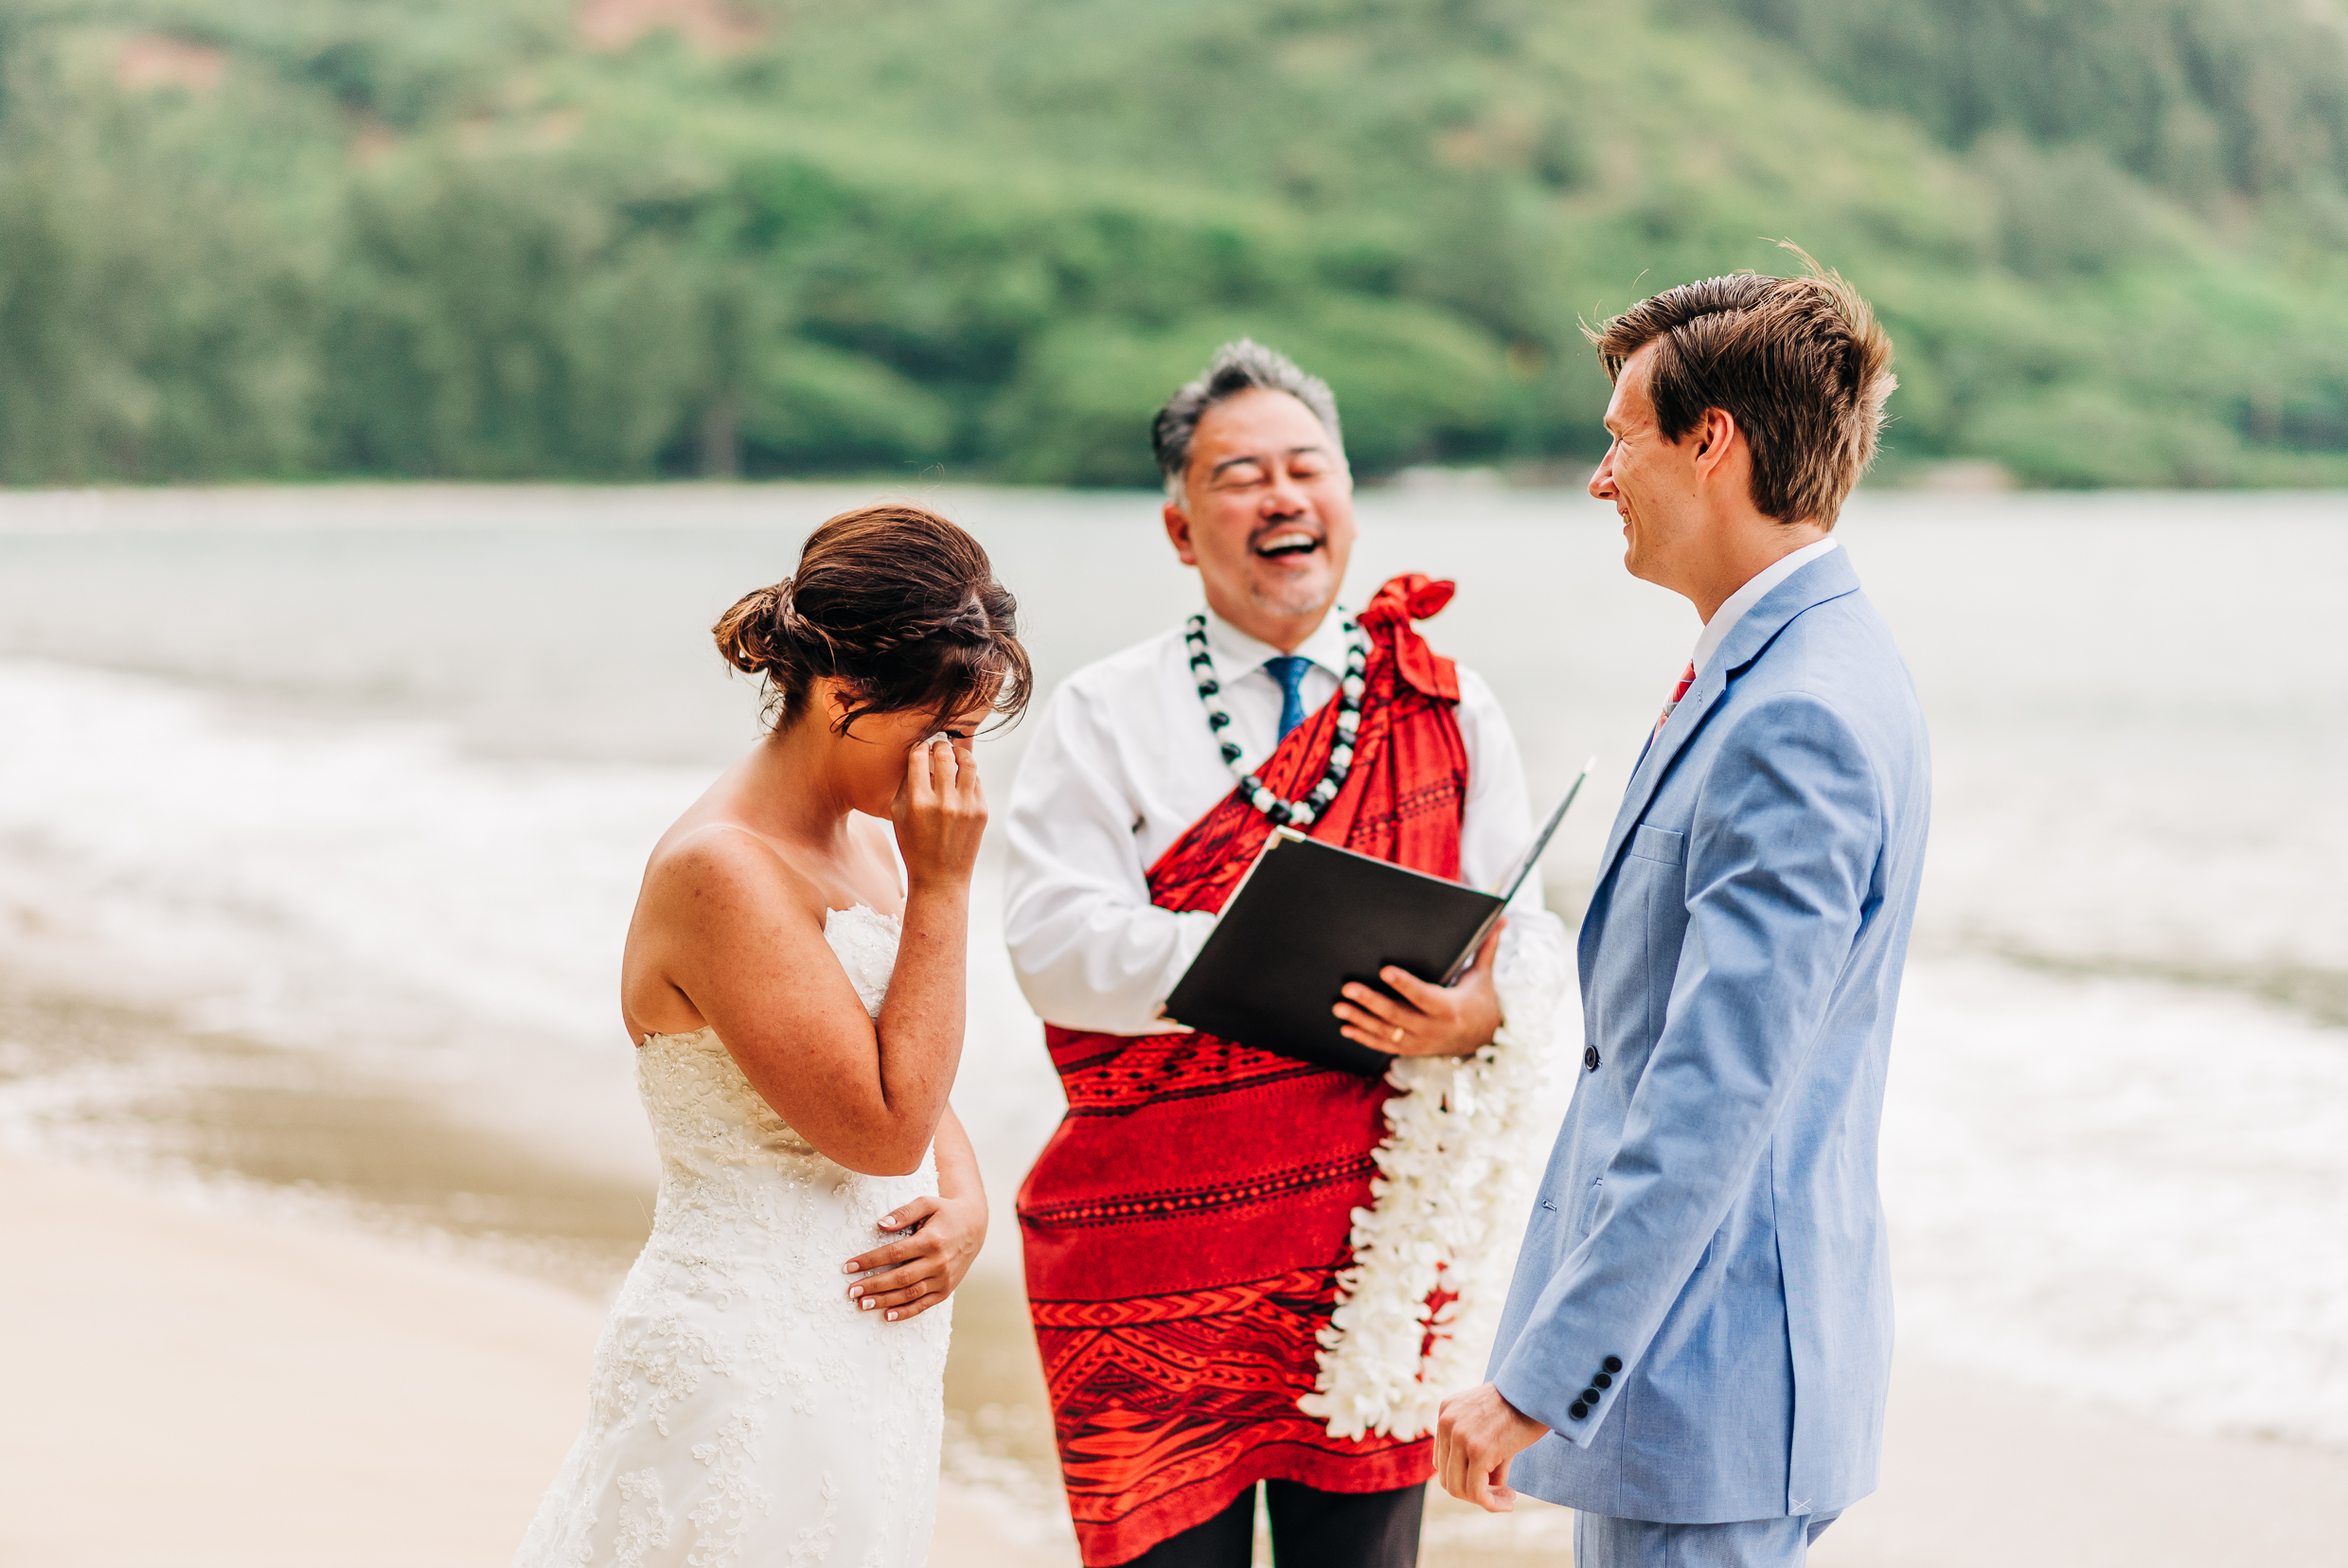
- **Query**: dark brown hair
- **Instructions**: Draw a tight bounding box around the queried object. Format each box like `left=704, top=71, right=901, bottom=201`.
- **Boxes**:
left=1152, top=339, right=1342, bottom=505
left=713, top=504, right=1031, bottom=735
left=1588, top=246, right=1895, bottom=526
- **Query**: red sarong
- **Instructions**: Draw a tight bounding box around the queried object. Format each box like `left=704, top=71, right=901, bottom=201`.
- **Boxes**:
left=1017, top=576, right=1470, bottom=1565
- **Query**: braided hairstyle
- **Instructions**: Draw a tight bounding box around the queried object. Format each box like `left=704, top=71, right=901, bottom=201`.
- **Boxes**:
left=712, top=504, right=1031, bottom=735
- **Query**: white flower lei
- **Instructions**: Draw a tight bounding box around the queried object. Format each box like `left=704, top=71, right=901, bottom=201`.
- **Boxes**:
left=1298, top=908, right=1574, bottom=1441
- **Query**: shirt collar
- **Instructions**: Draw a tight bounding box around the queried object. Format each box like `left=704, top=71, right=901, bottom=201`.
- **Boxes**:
left=1201, top=604, right=1351, bottom=678
left=1690, top=537, right=1840, bottom=678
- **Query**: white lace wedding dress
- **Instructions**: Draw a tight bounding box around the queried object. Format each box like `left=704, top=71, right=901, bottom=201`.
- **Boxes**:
left=514, top=904, right=951, bottom=1568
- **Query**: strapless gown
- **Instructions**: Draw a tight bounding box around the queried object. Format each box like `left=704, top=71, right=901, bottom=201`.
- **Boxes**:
left=514, top=903, right=950, bottom=1568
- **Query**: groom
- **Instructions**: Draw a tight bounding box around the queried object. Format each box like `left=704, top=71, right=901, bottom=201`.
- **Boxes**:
left=1435, top=260, right=1930, bottom=1565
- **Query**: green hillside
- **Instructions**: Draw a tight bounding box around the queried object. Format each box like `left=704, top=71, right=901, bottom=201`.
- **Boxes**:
left=2, top=0, right=2344, bottom=487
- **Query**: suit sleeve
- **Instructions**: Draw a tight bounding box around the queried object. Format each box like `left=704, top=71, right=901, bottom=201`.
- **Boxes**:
left=1492, top=690, right=1883, bottom=1443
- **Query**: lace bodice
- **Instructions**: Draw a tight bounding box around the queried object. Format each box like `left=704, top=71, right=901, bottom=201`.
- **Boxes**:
left=515, top=901, right=948, bottom=1568
left=633, top=902, right=910, bottom=1256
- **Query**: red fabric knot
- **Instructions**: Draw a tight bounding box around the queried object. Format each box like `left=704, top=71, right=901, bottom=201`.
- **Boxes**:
left=1358, top=574, right=1459, bottom=703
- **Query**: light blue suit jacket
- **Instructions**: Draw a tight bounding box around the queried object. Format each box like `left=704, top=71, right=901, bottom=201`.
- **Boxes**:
left=1487, top=547, right=1930, bottom=1523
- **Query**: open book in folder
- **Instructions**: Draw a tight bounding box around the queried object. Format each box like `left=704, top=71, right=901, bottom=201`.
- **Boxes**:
left=1163, top=759, right=1592, bottom=1078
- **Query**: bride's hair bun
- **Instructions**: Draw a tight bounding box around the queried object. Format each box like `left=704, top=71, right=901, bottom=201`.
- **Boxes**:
left=711, top=582, right=788, bottom=674
left=712, top=504, right=1031, bottom=734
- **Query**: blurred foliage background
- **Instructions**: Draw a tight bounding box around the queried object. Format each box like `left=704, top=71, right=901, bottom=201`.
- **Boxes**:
left=2, top=0, right=2346, bottom=487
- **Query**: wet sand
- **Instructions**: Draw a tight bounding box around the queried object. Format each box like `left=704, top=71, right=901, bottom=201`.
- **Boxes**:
left=0, top=978, right=661, bottom=1294
left=0, top=1148, right=1064, bottom=1568
left=0, top=969, right=1075, bottom=1564
left=1813, top=1360, right=2348, bottom=1568
left=4, top=972, right=2343, bottom=1566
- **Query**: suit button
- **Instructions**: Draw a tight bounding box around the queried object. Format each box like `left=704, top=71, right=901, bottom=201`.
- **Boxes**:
left=1592, top=1372, right=1611, bottom=1389
left=1583, top=1045, right=1600, bottom=1071
left=1603, top=1355, right=1624, bottom=1374
left=1568, top=1401, right=1589, bottom=1420
left=1579, top=1387, right=1601, bottom=1404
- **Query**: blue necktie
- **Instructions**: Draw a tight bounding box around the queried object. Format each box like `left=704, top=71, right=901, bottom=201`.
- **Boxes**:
left=1265, top=655, right=1311, bottom=741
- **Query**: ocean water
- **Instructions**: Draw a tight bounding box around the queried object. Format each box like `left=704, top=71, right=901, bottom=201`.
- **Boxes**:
left=1, top=483, right=2342, bottom=1451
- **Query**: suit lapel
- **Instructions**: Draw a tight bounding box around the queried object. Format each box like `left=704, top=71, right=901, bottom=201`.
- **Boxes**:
left=1590, top=549, right=1864, bottom=891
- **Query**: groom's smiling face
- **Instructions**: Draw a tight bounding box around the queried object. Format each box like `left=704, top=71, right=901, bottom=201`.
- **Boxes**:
left=1163, top=387, right=1356, bottom=650
left=1591, top=343, right=1708, bottom=591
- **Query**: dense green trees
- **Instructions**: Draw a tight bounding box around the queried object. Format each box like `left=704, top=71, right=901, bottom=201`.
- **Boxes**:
left=0, top=0, right=2342, bottom=487
left=1712, top=0, right=2348, bottom=206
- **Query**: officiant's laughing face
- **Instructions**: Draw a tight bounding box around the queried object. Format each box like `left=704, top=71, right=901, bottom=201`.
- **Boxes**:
left=1163, top=387, right=1356, bottom=651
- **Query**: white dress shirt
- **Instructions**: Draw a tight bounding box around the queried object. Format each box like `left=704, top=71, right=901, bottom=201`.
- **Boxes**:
left=1004, top=605, right=1555, bottom=1036
left=1689, top=538, right=1841, bottom=679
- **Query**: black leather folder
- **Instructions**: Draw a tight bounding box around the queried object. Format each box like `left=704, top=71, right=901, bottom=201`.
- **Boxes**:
left=1163, top=762, right=1592, bottom=1078
left=1164, top=832, right=1504, bottom=1076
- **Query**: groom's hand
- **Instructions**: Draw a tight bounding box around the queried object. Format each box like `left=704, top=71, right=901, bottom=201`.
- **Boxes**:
left=1434, top=1381, right=1548, bottom=1512
left=1334, top=919, right=1506, bottom=1058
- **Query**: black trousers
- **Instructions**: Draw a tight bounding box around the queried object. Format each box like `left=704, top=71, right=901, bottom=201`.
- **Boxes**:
left=1125, top=1480, right=1424, bottom=1568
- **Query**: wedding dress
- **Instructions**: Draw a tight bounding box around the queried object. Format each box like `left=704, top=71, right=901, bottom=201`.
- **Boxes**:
left=514, top=903, right=951, bottom=1568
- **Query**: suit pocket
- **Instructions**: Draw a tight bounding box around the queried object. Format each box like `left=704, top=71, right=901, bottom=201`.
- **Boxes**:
left=1629, top=824, right=1685, bottom=866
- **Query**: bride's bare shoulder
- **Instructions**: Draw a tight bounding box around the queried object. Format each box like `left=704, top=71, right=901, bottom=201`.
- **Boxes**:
left=622, top=817, right=847, bottom=1042
left=642, top=819, right=821, bottom=927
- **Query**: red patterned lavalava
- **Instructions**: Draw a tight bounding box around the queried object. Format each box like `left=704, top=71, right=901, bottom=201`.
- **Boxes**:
left=1017, top=576, right=1470, bottom=1565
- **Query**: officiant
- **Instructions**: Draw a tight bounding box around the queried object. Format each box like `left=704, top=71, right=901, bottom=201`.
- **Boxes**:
left=1005, top=340, right=1571, bottom=1568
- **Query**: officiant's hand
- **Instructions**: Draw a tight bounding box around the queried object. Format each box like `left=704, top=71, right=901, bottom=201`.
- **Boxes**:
left=1333, top=919, right=1505, bottom=1058
left=1435, top=1381, right=1549, bottom=1512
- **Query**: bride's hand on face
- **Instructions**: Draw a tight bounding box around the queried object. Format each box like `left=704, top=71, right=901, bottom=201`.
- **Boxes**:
left=840, top=1191, right=987, bottom=1322
left=891, top=732, right=987, bottom=890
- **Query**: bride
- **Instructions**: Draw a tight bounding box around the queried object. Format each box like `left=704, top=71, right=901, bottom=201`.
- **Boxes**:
left=514, top=504, right=1030, bottom=1568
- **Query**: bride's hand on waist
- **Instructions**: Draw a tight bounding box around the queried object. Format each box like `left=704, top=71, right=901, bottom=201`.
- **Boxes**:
left=840, top=1190, right=986, bottom=1323
left=891, top=733, right=987, bottom=890
left=1333, top=919, right=1507, bottom=1059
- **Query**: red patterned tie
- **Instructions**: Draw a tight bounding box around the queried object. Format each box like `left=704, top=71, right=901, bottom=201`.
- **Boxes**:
left=1651, top=660, right=1696, bottom=743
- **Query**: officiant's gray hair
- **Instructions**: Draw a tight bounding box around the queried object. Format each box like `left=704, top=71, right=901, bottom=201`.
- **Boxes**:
left=1152, top=340, right=1343, bottom=508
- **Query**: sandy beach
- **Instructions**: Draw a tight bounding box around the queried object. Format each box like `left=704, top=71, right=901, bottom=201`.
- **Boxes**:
left=8, top=1139, right=2343, bottom=1568
left=0, top=1149, right=1058, bottom=1568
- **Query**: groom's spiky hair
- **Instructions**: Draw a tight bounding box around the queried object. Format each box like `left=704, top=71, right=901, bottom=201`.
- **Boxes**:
left=1152, top=340, right=1343, bottom=508
left=1589, top=244, right=1895, bottom=528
